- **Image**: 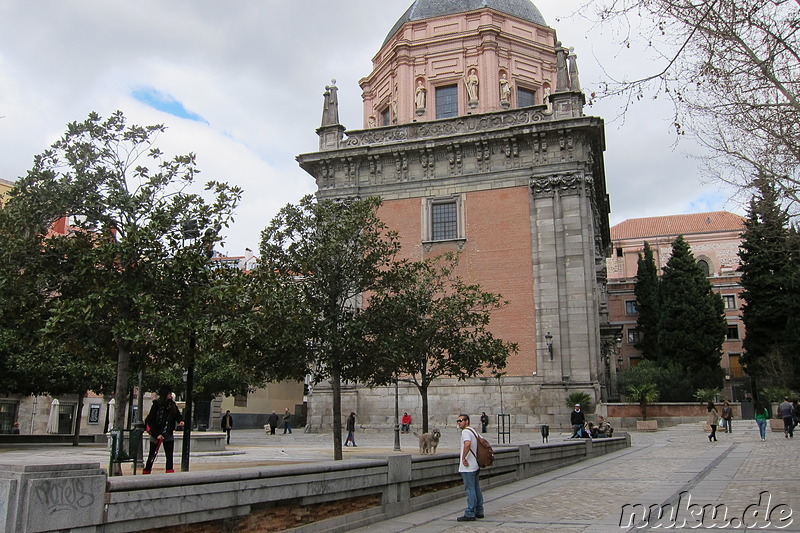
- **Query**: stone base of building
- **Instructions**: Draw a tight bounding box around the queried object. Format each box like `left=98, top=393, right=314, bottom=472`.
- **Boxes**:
left=305, top=376, right=601, bottom=432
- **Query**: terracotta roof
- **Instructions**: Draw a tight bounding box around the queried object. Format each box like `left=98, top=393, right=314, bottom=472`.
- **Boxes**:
left=611, top=211, right=745, bottom=241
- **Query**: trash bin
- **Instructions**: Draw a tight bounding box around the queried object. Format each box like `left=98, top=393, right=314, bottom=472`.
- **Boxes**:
left=540, top=424, right=550, bottom=443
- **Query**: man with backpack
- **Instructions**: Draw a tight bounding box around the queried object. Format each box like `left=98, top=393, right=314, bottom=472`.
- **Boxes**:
left=456, top=414, right=485, bottom=522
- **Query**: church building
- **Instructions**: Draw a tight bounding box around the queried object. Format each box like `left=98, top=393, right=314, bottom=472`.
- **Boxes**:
left=297, top=0, right=613, bottom=430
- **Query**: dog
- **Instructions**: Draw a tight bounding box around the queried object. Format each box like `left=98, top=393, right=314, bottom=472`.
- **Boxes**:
left=413, top=428, right=441, bottom=454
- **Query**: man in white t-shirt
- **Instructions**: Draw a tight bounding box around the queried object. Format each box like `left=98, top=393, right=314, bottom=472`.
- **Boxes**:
left=456, top=414, right=484, bottom=521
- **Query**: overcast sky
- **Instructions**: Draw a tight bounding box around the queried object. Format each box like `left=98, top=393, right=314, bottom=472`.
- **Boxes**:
left=0, top=0, right=744, bottom=255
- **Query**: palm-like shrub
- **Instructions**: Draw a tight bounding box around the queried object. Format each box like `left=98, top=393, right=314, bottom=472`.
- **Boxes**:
left=626, top=384, right=660, bottom=420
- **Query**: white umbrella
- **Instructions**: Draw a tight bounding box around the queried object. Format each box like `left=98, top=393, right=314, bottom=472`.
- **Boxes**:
left=46, top=398, right=59, bottom=434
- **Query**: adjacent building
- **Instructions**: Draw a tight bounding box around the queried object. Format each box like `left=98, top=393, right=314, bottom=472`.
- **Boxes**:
left=606, top=211, right=749, bottom=401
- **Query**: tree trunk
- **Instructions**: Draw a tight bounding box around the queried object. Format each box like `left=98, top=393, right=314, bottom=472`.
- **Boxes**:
left=331, top=367, right=342, bottom=460
left=419, top=383, right=429, bottom=434
left=111, top=337, right=131, bottom=476
left=72, top=391, right=86, bottom=447
left=113, top=338, right=131, bottom=431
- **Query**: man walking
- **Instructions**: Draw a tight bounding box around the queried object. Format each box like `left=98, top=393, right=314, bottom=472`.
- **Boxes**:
left=778, top=397, right=794, bottom=438
left=221, top=410, right=233, bottom=444
left=456, top=414, right=484, bottom=522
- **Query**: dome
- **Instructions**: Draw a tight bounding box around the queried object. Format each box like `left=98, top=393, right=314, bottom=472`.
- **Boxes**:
left=384, top=0, right=548, bottom=45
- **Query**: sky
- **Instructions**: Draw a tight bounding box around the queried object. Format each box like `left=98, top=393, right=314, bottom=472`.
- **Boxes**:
left=0, top=0, right=745, bottom=255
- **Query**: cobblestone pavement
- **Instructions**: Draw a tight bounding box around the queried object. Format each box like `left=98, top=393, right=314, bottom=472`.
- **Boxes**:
left=351, top=422, right=800, bottom=533
left=2, top=422, right=798, bottom=531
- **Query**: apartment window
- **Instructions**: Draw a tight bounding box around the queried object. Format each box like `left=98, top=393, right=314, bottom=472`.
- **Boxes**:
left=424, top=195, right=464, bottom=242
left=381, top=107, right=391, bottom=126
left=615, top=247, right=623, bottom=258
left=517, top=87, right=537, bottom=107
left=723, top=295, right=737, bottom=310
left=627, top=329, right=640, bottom=345
left=625, top=300, right=639, bottom=315
left=726, top=325, right=740, bottom=340
left=435, top=85, right=458, bottom=119
left=234, top=394, right=248, bottom=407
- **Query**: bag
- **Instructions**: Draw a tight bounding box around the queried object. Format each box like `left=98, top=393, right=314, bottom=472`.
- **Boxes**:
left=468, top=428, right=494, bottom=468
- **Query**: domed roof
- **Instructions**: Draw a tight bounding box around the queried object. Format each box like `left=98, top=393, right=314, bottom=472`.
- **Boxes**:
left=384, top=0, right=548, bottom=45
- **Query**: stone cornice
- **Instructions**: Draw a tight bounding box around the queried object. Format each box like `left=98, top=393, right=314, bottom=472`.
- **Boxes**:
left=343, top=106, right=555, bottom=148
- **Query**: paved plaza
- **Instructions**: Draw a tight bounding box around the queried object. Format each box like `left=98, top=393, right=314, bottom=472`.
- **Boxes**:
left=2, top=421, right=799, bottom=532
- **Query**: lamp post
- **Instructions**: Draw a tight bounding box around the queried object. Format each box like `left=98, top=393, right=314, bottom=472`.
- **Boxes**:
left=393, top=376, right=401, bottom=452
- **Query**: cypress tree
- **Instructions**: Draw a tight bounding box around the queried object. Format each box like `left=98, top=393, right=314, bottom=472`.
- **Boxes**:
left=738, top=179, right=800, bottom=388
left=634, top=242, right=661, bottom=360
left=658, top=235, right=726, bottom=390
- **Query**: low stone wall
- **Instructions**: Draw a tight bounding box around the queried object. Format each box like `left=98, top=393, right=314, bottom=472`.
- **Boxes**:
left=602, top=402, right=742, bottom=429
left=1, top=436, right=629, bottom=533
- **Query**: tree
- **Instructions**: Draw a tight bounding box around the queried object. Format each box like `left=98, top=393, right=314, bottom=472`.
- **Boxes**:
left=258, top=195, right=401, bottom=460
left=634, top=241, right=661, bottom=360
left=658, top=235, right=726, bottom=390
left=364, top=254, right=516, bottom=433
left=738, top=178, right=800, bottom=390
left=2, top=111, right=241, bottom=434
left=590, top=0, right=800, bottom=209
left=617, top=359, right=692, bottom=401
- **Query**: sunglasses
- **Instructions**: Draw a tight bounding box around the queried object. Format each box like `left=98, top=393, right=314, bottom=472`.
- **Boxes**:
left=456, top=418, right=466, bottom=423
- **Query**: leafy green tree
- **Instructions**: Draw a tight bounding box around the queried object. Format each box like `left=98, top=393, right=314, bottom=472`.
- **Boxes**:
left=364, top=254, right=516, bottom=433
left=634, top=241, right=661, bottom=360
left=258, top=195, right=401, bottom=460
left=2, top=111, right=241, bottom=433
left=658, top=236, right=726, bottom=390
left=738, top=178, right=800, bottom=391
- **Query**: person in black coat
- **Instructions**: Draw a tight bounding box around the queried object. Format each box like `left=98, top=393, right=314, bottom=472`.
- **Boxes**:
left=143, top=385, right=184, bottom=474
left=221, top=410, right=233, bottom=444
left=267, top=410, right=280, bottom=435
left=570, top=404, right=586, bottom=438
left=345, top=412, right=357, bottom=447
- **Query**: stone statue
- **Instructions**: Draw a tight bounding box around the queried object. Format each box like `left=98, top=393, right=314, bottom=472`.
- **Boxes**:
left=543, top=86, right=552, bottom=113
left=321, top=79, right=340, bottom=127
left=499, top=73, right=511, bottom=103
left=555, top=42, right=569, bottom=92
left=568, top=48, right=581, bottom=92
left=390, top=100, right=398, bottom=124
left=415, top=80, right=427, bottom=110
left=465, top=69, right=479, bottom=103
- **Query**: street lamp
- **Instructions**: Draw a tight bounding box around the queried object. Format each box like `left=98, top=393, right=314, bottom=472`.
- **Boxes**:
left=393, top=376, right=401, bottom=452
left=545, top=331, right=553, bottom=360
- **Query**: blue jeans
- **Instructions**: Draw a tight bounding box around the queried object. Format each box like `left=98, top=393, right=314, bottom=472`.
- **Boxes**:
left=756, top=419, right=767, bottom=439
left=461, top=471, right=484, bottom=518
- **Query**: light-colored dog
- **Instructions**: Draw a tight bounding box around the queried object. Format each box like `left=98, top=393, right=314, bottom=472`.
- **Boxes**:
left=414, top=428, right=441, bottom=454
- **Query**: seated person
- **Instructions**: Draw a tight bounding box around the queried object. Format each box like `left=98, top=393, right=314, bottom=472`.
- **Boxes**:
left=587, top=422, right=597, bottom=438
left=596, top=416, right=613, bottom=437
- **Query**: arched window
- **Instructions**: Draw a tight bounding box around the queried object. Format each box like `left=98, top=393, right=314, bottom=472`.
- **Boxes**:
left=697, top=259, right=710, bottom=277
